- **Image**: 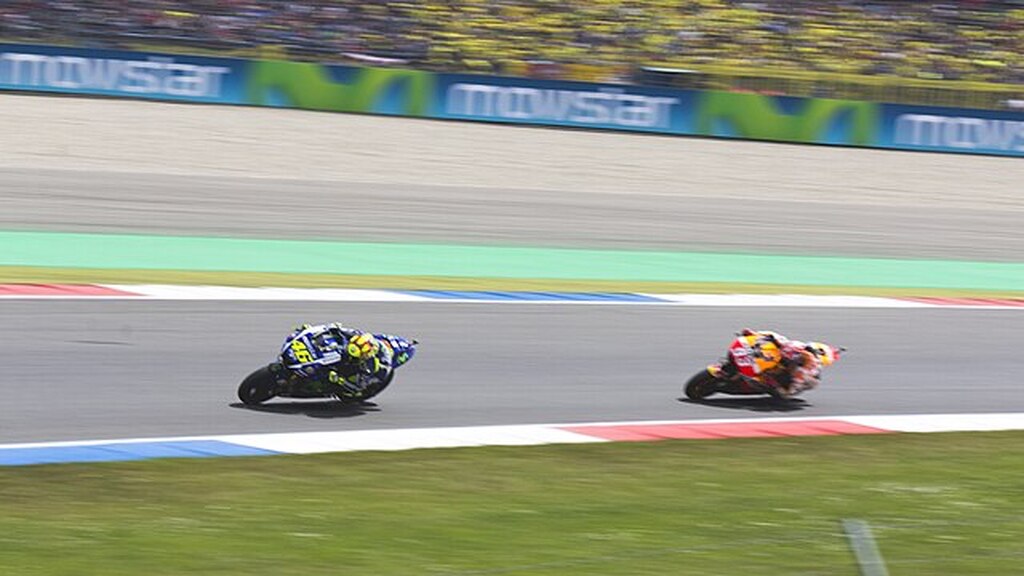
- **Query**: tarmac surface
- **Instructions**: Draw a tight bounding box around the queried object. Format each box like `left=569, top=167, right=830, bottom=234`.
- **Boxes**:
left=1, top=167, right=1023, bottom=261
left=0, top=94, right=1020, bottom=444
left=2, top=300, right=1020, bottom=444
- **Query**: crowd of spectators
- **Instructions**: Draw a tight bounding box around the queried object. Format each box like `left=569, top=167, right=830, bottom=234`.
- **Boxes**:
left=0, top=1, right=431, bottom=61
left=1, top=0, right=1021, bottom=84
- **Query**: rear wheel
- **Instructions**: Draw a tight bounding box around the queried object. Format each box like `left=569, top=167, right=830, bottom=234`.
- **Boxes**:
left=238, top=365, right=279, bottom=405
left=684, top=370, right=721, bottom=400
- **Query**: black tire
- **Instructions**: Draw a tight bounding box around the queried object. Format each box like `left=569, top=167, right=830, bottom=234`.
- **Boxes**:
left=238, top=365, right=279, bottom=405
left=684, top=370, right=721, bottom=400
left=357, top=370, right=396, bottom=402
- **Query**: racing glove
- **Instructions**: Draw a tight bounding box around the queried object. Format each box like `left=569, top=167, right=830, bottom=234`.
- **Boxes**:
left=328, top=370, right=363, bottom=398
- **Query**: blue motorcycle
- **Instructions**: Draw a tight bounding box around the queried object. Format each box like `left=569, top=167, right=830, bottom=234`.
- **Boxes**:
left=238, top=329, right=418, bottom=405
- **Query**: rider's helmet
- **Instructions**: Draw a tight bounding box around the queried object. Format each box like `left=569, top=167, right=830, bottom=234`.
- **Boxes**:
left=346, top=333, right=380, bottom=362
left=806, top=342, right=838, bottom=366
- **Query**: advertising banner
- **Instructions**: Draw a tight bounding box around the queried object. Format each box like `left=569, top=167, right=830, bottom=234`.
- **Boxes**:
left=433, top=75, right=1022, bottom=156
left=690, top=92, right=1022, bottom=156
left=436, top=73, right=693, bottom=133
left=0, top=43, right=1018, bottom=157
left=245, top=60, right=433, bottom=116
left=879, top=104, right=1023, bottom=157
left=693, top=91, right=880, bottom=146
left=0, top=44, right=437, bottom=116
left=0, top=43, right=246, bottom=104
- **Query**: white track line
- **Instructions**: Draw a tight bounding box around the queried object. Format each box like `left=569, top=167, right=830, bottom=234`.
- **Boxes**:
left=0, top=285, right=1021, bottom=309
left=3, top=413, right=1023, bottom=456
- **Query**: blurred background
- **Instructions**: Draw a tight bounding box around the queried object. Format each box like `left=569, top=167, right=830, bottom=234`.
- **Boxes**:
left=1, top=0, right=1021, bottom=108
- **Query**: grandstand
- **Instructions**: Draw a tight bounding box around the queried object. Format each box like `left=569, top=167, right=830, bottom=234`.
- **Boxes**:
left=1, top=1, right=1021, bottom=108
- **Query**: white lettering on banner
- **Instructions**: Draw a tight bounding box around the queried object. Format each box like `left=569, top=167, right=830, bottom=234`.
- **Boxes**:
left=0, top=52, right=231, bottom=99
left=894, top=114, right=1024, bottom=152
left=446, top=83, right=679, bottom=129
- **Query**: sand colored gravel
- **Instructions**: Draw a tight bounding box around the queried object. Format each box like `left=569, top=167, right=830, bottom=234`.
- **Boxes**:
left=0, top=93, right=1019, bottom=211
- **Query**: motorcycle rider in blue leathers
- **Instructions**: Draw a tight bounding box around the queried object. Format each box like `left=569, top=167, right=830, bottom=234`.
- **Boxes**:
left=289, top=323, right=394, bottom=400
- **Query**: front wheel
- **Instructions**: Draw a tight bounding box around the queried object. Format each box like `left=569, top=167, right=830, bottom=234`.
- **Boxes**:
left=238, top=365, right=279, bottom=405
left=354, top=370, right=396, bottom=403
left=684, top=370, right=721, bottom=400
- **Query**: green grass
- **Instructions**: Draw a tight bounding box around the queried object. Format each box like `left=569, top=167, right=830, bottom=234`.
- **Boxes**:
left=2, top=432, right=1023, bottom=575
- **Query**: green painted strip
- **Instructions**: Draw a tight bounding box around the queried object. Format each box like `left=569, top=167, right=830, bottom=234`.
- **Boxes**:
left=2, top=230, right=1023, bottom=291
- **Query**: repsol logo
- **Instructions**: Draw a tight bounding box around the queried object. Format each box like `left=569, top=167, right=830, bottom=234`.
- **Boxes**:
left=894, top=114, right=1024, bottom=152
left=0, top=52, right=231, bottom=99
left=446, top=83, right=679, bottom=129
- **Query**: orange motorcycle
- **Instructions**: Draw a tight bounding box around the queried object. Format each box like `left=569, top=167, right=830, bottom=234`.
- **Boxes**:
left=684, top=333, right=843, bottom=400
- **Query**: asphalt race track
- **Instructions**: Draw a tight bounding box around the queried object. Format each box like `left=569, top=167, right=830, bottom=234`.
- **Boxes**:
left=2, top=299, right=1020, bottom=444
left=2, top=97, right=1022, bottom=445
left=2, top=168, right=1023, bottom=261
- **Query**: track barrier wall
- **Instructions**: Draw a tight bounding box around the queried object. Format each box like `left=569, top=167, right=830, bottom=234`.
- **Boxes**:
left=2, top=44, right=1020, bottom=157
left=0, top=43, right=246, bottom=104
